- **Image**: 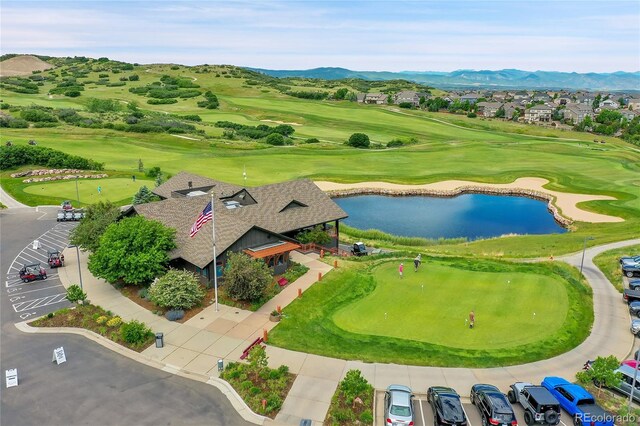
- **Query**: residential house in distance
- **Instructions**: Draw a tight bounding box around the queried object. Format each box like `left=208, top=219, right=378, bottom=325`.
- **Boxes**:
left=524, top=104, right=553, bottom=122
left=575, top=93, right=596, bottom=105
left=533, top=92, right=552, bottom=103
left=491, top=91, right=508, bottom=102
left=476, top=102, right=503, bottom=117
left=563, top=104, right=594, bottom=123
left=357, top=93, right=387, bottom=105
left=394, top=90, right=426, bottom=107
left=133, top=172, right=348, bottom=283
left=599, top=99, right=620, bottom=109
left=554, top=94, right=572, bottom=106
left=619, top=109, right=638, bottom=121
left=513, top=90, right=530, bottom=100
left=502, top=102, right=521, bottom=119
left=460, top=93, right=481, bottom=104
left=628, top=98, right=640, bottom=111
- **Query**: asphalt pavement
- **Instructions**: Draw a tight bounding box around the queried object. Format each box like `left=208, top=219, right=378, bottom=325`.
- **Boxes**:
left=1, top=207, right=251, bottom=426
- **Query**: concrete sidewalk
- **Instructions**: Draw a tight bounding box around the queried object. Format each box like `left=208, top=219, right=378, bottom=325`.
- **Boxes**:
left=55, top=240, right=640, bottom=426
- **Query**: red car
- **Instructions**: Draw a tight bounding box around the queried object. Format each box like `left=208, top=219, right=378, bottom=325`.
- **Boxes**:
left=19, top=264, right=47, bottom=282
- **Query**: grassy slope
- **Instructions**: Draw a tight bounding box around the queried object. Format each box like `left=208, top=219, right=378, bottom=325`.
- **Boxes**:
left=593, top=244, right=640, bottom=292
left=269, top=257, right=592, bottom=367
left=2, top=63, right=639, bottom=256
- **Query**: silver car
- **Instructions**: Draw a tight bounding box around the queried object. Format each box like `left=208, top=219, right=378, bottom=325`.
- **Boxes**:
left=385, top=385, right=414, bottom=426
left=631, top=319, right=640, bottom=335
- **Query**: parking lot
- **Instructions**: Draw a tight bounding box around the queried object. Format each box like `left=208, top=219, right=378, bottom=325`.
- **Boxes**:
left=374, top=390, right=577, bottom=426
left=5, top=222, right=76, bottom=322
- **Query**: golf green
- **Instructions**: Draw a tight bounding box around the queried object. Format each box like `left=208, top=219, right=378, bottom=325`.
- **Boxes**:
left=23, top=178, right=149, bottom=205
left=332, top=262, right=568, bottom=349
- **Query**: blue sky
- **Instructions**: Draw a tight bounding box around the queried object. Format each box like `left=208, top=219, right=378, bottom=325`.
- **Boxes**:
left=2, top=0, right=639, bottom=72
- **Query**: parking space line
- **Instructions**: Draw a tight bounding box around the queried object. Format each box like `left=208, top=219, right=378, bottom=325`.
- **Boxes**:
left=11, top=285, right=64, bottom=296
left=13, top=293, right=67, bottom=312
left=37, top=235, right=64, bottom=247
left=461, top=404, right=473, bottom=426
left=419, top=399, right=426, bottom=426
left=38, top=237, right=67, bottom=250
left=17, top=253, right=44, bottom=265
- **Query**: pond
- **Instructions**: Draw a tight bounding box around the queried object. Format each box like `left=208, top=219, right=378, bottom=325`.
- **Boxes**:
left=334, top=194, right=568, bottom=240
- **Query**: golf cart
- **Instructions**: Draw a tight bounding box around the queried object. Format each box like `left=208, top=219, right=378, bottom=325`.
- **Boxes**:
left=351, top=242, right=368, bottom=256
left=56, top=210, right=66, bottom=221
left=48, top=250, right=64, bottom=268
left=19, top=263, right=47, bottom=282
left=61, top=200, right=73, bottom=211
left=72, top=209, right=84, bottom=221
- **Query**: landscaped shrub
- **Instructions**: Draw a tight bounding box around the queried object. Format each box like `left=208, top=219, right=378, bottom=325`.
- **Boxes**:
left=65, top=284, right=87, bottom=303
left=347, top=132, right=370, bottom=148
left=224, top=252, right=273, bottom=302
left=326, top=369, right=374, bottom=425
left=86, top=98, right=121, bottom=113
left=21, top=108, right=58, bottom=123
left=96, top=316, right=108, bottom=324
left=165, top=309, right=185, bottom=321
left=137, top=288, right=149, bottom=299
left=305, top=138, right=319, bottom=143
left=106, top=317, right=122, bottom=327
left=120, top=320, right=153, bottom=345
left=295, top=225, right=331, bottom=245
left=0, top=145, right=104, bottom=170
left=265, top=133, right=286, bottom=146
left=147, top=98, right=177, bottom=105
left=148, top=269, right=205, bottom=310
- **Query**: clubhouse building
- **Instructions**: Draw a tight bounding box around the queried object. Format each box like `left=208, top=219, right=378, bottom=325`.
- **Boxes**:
left=133, top=172, right=347, bottom=283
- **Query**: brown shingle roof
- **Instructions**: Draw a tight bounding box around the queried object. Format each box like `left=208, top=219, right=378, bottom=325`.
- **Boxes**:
left=135, top=175, right=348, bottom=268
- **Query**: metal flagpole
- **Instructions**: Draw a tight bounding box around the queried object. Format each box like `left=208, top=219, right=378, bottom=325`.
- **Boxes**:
left=211, top=192, right=219, bottom=311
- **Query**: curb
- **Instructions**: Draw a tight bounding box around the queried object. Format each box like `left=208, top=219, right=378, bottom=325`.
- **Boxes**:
left=15, top=320, right=267, bottom=425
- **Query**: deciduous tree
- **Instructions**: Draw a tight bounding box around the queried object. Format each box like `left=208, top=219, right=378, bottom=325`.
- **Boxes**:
left=88, top=216, right=176, bottom=285
left=224, top=252, right=272, bottom=301
left=70, top=201, right=120, bottom=252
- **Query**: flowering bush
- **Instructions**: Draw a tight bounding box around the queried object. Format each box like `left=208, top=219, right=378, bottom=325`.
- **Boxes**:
left=148, top=269, right=205, bottom=310
left=106, top=317, right=122, bottom=327
left=95, top=315, right=108, bottom=324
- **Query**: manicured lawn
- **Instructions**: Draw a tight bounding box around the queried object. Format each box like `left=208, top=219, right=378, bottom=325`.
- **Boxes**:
left=593, top=244, right=640, bottom=292
left=2, top=62, right=639, bottom=257
left=332, top=262, right=568, bottom=349
left=22, top=177, right=150, bottom=206
left=268, top=257, right=593, bottom=367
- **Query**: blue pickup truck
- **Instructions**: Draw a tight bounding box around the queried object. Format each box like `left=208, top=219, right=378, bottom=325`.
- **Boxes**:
left=541, top=377, right=614, bottom=426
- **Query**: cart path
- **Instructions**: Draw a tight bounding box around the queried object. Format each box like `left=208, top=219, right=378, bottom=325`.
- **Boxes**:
left=0, top=185, right=27, bottom=209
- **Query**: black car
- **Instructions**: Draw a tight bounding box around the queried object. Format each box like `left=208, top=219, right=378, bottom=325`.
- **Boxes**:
left=471, top=384, right=518, bottom=426
left=629, top=301, right=640, bottom=318
left=427, top=386, right=467, bottom=426
left=629, top=279, right=640, bottom=291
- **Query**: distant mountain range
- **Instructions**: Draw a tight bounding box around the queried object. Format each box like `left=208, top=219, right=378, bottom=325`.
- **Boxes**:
left=250, top=67, right=640, bottom=91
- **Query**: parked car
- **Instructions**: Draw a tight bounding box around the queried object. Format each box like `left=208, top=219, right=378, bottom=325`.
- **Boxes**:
left=384, top=385, right=414, bottom=426
left=631, top=319, right=640, bottom=336
left=628, top=279, right=640, bottom=291
left=629, top=301, right=640, bottom=317
left=351, top=242, right=368, bottom=256
left=427, top=386, right=467, bottom=426
left=620, top=255, right=640, bottom=267
left=621, top=359, right=639, bottom=369
left=19, top=263, right=47, bottom=283
left=623, top=289, right=640, bottom=303
left=596, top=364, right=640, bottom=403
left=541, top=377, right=613, bottom=426
left=507, top=382, right=560, bottom=425
left=623, top=264, right=640, bottom=278
left=470, top=384, right=517, bottom=426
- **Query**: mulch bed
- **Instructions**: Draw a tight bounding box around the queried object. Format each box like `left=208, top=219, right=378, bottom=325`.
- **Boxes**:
left=118, top=284, right=218, bottom=323
left=31, top=304, right=154, bottom=352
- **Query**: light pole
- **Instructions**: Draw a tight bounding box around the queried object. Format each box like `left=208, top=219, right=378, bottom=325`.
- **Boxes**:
left=629, top=348, right=639, bottom=410
left=579, top=236, right=594, bottom=275
left=68, top=245, right=83, bottom=290
left=75, top=176, right=80, bottom=206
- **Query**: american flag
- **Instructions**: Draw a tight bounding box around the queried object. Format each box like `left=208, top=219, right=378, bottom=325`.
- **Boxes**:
left=190, top=201, right=213, bottom=237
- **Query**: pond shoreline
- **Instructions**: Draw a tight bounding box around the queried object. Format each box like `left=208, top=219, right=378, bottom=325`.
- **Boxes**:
left=327, top=185, right=573, bottom=228
left=315, top=177, right=623, bottom=224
